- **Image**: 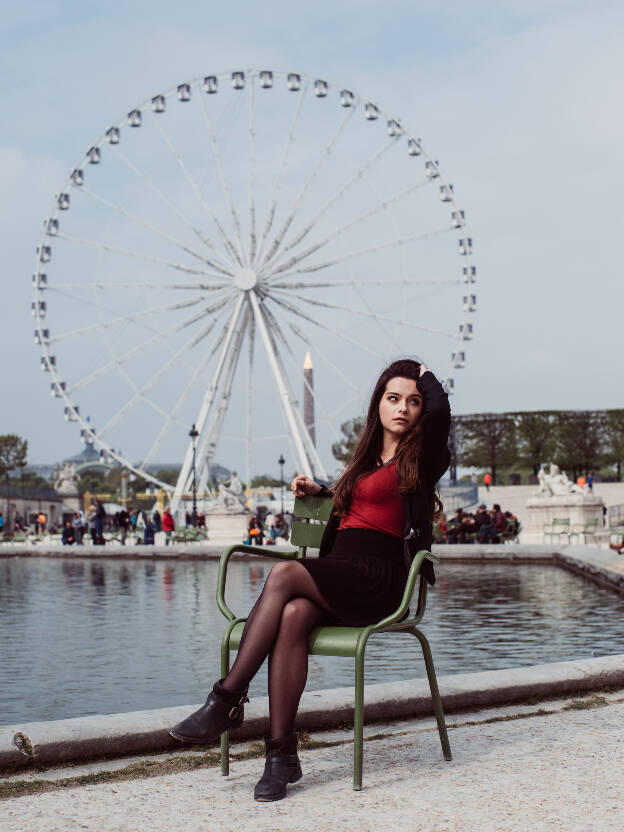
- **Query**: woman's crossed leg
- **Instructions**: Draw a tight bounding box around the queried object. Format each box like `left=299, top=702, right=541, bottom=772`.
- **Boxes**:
left=222, top=561, right=331, bottom=716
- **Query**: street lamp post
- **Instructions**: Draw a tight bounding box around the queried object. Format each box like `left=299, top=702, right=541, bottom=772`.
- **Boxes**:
left=189, top=424, right=199, bottom=527
left=278, top=454, right=285, bottom=514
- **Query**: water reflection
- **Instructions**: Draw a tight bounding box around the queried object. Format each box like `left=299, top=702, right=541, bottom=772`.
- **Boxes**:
left=1, top=558, right=622, bottom=724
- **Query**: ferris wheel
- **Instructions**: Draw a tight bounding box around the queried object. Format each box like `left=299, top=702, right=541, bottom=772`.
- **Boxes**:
left=33, top=68, right=476, bottom=506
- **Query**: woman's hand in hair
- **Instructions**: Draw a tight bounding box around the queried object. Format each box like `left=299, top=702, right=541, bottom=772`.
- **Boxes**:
left=291, top=475, right=322, bottom=497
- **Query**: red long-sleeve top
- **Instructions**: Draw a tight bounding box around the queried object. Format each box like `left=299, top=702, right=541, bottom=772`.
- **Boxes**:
left=338, top=461, right=405, bottom=538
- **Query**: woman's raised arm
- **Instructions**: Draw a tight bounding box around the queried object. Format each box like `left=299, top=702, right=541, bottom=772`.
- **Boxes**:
left=417, top=368, right=451, bottom=482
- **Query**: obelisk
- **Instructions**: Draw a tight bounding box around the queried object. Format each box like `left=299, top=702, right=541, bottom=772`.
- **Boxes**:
left=303, top=351, right=315, bottom=446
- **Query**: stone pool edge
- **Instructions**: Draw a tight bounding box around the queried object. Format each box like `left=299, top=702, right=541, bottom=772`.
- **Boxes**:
left=2, top=654, right=624, bottom=773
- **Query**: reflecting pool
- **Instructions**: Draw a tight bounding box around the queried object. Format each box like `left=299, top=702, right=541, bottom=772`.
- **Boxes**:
left=1, top=557, right=622, bottom=724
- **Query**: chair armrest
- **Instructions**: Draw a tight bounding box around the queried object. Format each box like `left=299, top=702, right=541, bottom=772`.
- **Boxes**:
left=216, top=544, right=299, bottom=622
left=367, top=549, right=430, bottom=632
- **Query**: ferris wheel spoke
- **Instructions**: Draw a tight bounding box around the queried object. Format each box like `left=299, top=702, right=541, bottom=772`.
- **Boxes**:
left=111, top=144, right=218, bottom=255
left=109, top=362, right=185, bottom=429
left=54, top=232, right=233, bottom=278
left=275, top=324, right=348, bottom=442
left=245, top=299, right=255, bottom=491
left=269, top=177, right=431, bottom=277
left=67, top=293, right=232, bottom=393
left=260, top=105, right=357, bottom=269
left=50, top=294, right=211, bottom=344
left=150, top=109, right=231, bottom=260
left=78, top=185, right=233, bottom=272
left=284, top=318, right=364, bottom=395
left=255, top=83, right=308, bottom=264
left=198, top=87, right=245, bottom=265
left=277, top=225, right=453, bottom=277
left=111, top=146, right=217, bottom=251
left=49, top=280, right=231, bottom=291
left=261, top=300, right=295, bottom=358
left=351, top=278, right=404, bottom=357
left=268, top=294, right=385, bottom=361
left=98, top=315, right=222, bottom=437
left=263, top=303, right=343, bottom=447
left=140, top=310, right=236, bottom=470
left=282, top=137, right=399, bottom=253
left=248, top=76, right=257, bottom=265
left=274, top=290, right=457, bottom=339
left=272, top=277, right=461, bottom=289
left=251, top=296, right=327, bottom=479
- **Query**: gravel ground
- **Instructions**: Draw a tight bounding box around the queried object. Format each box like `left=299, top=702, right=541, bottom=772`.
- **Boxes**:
left=2, top=697, right=623, bottom=832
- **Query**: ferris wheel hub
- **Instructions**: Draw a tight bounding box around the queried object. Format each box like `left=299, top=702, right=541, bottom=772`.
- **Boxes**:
left=234, top=267, right=258, bottom=291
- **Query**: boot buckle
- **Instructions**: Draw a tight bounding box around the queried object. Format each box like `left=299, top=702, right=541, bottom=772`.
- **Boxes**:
left=228, top=705, right=241, bottom=719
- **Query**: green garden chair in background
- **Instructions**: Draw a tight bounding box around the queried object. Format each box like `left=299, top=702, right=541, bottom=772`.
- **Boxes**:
left=543, top=517, right=570, bottom=544
left=216, top=494, right=452, bottom=791
left=569, top=517, right=599, bottom=544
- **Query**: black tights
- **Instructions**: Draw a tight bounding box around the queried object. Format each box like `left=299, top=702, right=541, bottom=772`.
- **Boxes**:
left=222, top=561, right=331, bottom=738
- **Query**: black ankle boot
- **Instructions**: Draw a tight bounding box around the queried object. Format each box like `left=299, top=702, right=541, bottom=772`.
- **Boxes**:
left=169, top=680, right=249, bottom=744
left=254, top=732, right=302, bottom=802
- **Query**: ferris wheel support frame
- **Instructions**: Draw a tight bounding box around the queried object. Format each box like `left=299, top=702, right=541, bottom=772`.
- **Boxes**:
left=249, top=291, right=327, bottom=482
left=193, top=302, right=250, bottom=497
left=170, top=293, right=244, bottom=511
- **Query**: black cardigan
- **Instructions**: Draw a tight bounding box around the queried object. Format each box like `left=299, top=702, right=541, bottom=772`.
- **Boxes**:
left=317, top=370, right=451, bottom=586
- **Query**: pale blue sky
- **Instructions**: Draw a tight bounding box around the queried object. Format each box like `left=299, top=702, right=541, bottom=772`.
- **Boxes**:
left=2, top=1, right=623, bottom=475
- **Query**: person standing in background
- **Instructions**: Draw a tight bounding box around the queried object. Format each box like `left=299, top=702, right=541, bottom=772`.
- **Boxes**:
left=162, top=506, right=175, bottom=545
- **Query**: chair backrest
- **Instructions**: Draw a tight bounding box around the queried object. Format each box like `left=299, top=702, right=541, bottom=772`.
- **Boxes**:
left=291, top=495, right=432, bottom=625
left=585, top=517, right=598, bottom=529
left=290, top=495, right=333, bottom=557
left=553, top=518, right=570, bottom=527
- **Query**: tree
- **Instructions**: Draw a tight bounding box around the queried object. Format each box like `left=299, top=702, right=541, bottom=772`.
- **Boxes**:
left=603, top=410, right=624, bottom=480
left=513, top=411, right=558, bottom=475
left=455, top=414, right=516, bottom=485
left=10, top=470, right=51, bottom=489
left=77, top=468, right=109, bottom=495
left=251, top=474, right=283, bottom=488
left=152, top=467, right=181, bottom=487
left=554, top=411, right=604, bottom=479
left=331, top=417, right=365, bottom=465
left=0, top=434, right=28, bottom=532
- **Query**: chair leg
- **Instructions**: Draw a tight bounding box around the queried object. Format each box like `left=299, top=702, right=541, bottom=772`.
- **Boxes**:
left=412, top=628, right=452, bottom=761
left=353, top=647, right=365, bottom=790
left=220, top=639, right=231, bottom=776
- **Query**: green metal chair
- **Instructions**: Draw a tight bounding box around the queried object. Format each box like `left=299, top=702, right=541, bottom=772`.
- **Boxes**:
left=543, top=517, right=570, bottom=544
left=216, top=495, right=452, bottom=791
left=569, top=517, right=598, bottom=544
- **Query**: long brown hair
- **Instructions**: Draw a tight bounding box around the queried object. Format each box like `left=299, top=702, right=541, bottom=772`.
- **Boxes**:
left=332, top=359, right=427, bottom=516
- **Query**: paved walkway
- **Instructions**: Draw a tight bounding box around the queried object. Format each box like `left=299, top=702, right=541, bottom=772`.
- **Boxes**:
left=2, top=692, right=623, bottom=831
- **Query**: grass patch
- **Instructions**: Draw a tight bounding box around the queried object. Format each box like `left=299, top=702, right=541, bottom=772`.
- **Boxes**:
left=449, top=708, right=555, bottom=729
left=562, top=695, right=609, bottom=711
left=0, top=750, right=222, bottom=802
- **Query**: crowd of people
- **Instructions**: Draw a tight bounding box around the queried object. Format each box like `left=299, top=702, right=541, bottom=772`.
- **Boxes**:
left=60, top=503, right=170, bottom=546
left=243, top=510, right=292, bottom=546
left=436, top=504, right=520, bottom=544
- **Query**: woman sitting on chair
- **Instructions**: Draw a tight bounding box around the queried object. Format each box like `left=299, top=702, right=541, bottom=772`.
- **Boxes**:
left=170, top=358, right=451, bottom=801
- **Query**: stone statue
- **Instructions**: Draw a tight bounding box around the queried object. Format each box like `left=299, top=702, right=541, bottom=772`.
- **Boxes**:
left=216, top=472, right=246, bottom=512
left=54, top=462, right=79, bottom=495
left=535, top=463, right=584, bottom=497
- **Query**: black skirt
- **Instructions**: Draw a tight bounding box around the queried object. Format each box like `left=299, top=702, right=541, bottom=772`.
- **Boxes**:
left=298, top=528, right=407, bottom=627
